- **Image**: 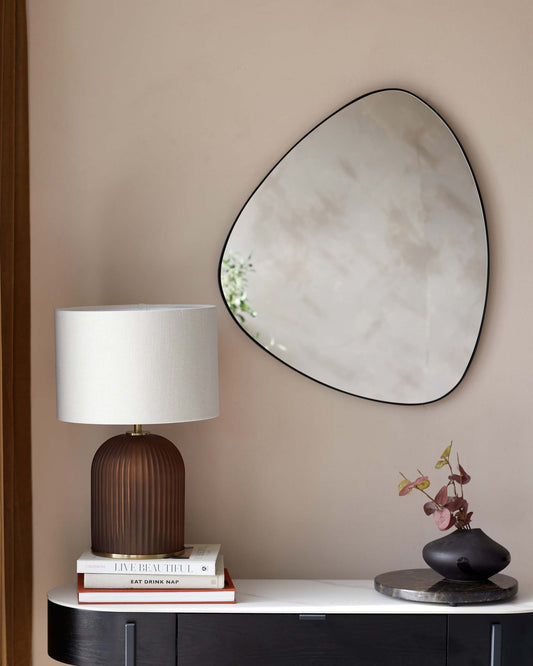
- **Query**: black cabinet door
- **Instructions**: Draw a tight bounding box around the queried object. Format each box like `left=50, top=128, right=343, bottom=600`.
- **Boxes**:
left=177, top=613, right=447, bottom=666
left=448, top=614, right=533, bottom=666
left=48, top=601, right=176, bottom=666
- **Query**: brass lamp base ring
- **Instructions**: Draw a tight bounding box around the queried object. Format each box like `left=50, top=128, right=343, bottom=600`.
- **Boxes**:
left=92, top=549, right=185, bottom=560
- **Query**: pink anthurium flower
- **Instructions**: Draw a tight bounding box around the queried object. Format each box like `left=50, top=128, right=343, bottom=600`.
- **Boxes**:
left=434, top=508, right=456, bottom=531
left=448, top=464, right=471, bottom=485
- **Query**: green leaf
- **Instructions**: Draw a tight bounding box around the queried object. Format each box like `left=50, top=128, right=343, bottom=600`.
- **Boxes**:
left=440, top=443, right=452, bottom=460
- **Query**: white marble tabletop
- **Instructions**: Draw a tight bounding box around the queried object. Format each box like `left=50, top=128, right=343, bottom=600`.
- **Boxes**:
left=48, top=577, right=533, bottom=615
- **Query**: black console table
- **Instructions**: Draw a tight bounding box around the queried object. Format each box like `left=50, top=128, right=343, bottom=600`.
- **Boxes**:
left=48, top=577, right=533, bottom=665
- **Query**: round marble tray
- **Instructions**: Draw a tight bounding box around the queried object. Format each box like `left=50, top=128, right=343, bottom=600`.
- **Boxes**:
left=374, top=568, right=518, bottom=605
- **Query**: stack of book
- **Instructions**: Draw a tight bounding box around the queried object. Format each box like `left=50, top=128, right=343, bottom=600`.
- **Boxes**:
left=76, top=544, right=236, bottom=604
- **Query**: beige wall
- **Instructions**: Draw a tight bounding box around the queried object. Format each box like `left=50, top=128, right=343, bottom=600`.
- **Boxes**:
left=28, top=1, right=533, bottom=663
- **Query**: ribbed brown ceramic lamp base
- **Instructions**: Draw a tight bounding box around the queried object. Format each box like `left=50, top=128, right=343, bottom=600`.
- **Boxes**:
left=91, top=433, right=185, bottom=557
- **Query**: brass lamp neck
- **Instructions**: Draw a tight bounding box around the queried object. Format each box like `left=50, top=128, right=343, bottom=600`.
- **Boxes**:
left=127, top=424, right=150, bottom=436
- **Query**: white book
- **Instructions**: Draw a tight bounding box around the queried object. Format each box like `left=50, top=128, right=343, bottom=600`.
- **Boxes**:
left=78, top=569, right=236, bottom=604
left=77, top=544, right=221, bottom=576
left=84, top=555, right=225, bottom=588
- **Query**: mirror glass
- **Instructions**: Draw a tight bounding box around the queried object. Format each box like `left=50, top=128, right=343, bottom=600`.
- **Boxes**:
left=219, top=89, right=488, bottom=404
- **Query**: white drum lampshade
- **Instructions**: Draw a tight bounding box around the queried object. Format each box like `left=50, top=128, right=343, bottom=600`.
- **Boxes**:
left=56, top=304, right=219, bottom=425
left=55, top=304, right=219, bottom=557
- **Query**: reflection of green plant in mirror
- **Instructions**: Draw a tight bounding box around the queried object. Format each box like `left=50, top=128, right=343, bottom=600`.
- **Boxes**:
left=220, top=252, right=258, bottom=324
left=221, top=252, right=288, bottom=353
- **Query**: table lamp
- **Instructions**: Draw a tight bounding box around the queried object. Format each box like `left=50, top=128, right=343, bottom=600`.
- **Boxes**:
left=55, top=304, right=219, bottom=559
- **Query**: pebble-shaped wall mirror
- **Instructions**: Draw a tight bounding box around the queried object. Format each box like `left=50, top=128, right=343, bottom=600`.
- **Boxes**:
left=219, top=89, right=488, bottom=405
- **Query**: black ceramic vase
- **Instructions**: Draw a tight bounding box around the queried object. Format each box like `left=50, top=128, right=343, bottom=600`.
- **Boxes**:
left=422, top=528, right=510, bottom=582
